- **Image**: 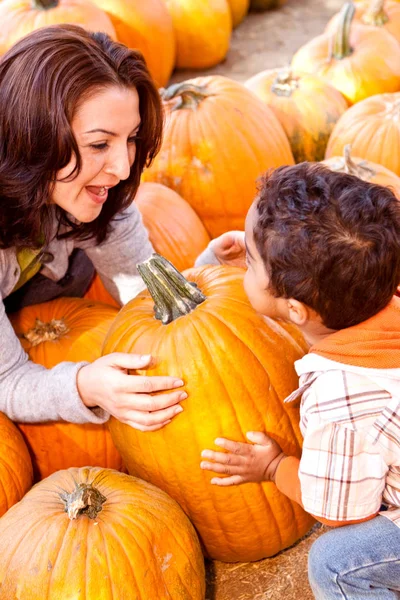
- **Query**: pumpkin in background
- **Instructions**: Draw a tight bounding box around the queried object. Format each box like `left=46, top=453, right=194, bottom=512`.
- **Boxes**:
left=84, top=274, right=120, bottom=307
left=291, top=2, right=400, bottom=105
left=228, top=0, right=250, bottom=27
left=0, top=0, right=117, bottom=56
left=143, top=76, right=294, bottom=238
left=9, top=298, right=122, bottom=480
left=90, top=0, right=175, bottom=87
left=245, top=68, right=348, bottom=163
left=0, top=413, right=33, bottom=517
left=163, top=0, right=232, bottom=69
left=326, top=0, right=400, bottom=45
left=103, top=256, right=315, bottom=562
left=250, top=0, right=287, bottom=10
left=325, top=92, right=400, bottom=177
left=322, top=145, right=400, bottom=198
left=136, top=182, right=210, bottom=272
left=0, top=467, right=205, bottom=599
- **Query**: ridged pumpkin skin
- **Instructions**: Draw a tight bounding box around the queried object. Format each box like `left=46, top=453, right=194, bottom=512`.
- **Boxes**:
left=245, top=68, right=348, bottom=163
left=325, top=93, right=400, bottom=177
left=0, top=0, right=116, bottom=55
left=327, top=0, right=400, bottom=45
left=90, top=0, right=175, bottom=87
left=164, top=0, right=232, bottom=69
left=136, top=182, right=210, bottom=271
left=0, top=413, right=33, bottom=517
left=291, top=3, right=400, bottom=105
left=0, top=467, right=205, bottom=599
left=228, top=0, right=250, bottom=27
left=322, top=145, right=400, bottom=199
left=9, top=298, right=122, bottom=480
left=103, top=263, right=315, bottom=562
left=143, top=76, right=294, bottom=238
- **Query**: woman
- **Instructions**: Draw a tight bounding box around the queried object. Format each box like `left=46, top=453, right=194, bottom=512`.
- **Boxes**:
left=0, top=24, right=231, bottom=432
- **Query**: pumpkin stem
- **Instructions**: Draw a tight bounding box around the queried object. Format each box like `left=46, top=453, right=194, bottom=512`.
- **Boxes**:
left=329, top=144, right=376, bottom=181
left=160, top=82, right=214, bottom=112
left=331, top=2, right=355, bottom=60
left=271, top=67, right=299, bottom=97
left=362, top=0, right=388, bottom=26
left=61, top=483, right=106, bottom=520
left=23, top=318, right=69, bottom=346
left=31, top=0, right=59, bottom=9
left=137, top=254, right=206, bottom=324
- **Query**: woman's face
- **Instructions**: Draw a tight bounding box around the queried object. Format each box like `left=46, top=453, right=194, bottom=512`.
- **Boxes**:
left=52, top=85, right=141, bottom=222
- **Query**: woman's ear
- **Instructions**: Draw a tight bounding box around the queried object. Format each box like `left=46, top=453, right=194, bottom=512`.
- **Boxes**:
left=286, top=298, right=309, bottom=326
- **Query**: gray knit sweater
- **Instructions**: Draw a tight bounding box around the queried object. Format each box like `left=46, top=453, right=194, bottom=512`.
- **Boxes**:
left=0, top=203, right=217, bottom=425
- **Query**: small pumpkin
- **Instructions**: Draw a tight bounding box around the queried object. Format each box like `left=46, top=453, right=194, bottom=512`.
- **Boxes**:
left=90, top=0, right=175, bottom=87
left=0, top=467, right=205, bottom=599
left=103, top=255, right=314, bottom=562
left=0, top=412, right=33, bottom=517
left=143, top=76, right=294, bottom=238
left=245, top=68, right=348, bottom=163
left=163, top=0, right=232, bottom=69
left=0, top=0, right=117, bottom=56
left=325, top=92, right=400, bottom=177
left=291, top=2, right=400, bottom=105
left=228, top=0, right=250, bottom=27
left=250, top=0, right=287, bottom=10
left=9, top=297, right=122, bottom=480
left=322, top=145, right=400, bottom=198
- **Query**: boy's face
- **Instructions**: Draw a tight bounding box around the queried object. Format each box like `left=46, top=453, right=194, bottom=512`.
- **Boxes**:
left=243, top=202, right=289, bottom=321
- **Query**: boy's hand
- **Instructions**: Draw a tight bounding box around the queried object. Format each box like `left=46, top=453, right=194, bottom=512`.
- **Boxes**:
left=210, top=231, right=246, bottom=269
left=200, top=432, right=286, bottom=486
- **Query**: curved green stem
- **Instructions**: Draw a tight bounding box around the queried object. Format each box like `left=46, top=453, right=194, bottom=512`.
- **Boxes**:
left=32, top=0, right=59, bottom=9
left=160, top=83, right=214, bottom=111
left=331, top=2, right=355, bottom=60
left=362, top=0, right=388, bottom=26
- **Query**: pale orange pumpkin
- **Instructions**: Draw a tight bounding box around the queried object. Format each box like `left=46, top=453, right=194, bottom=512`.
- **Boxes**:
left=136, top=182, right=210, bottom=271
left=291, top=2, right=400, bottom=105
left=245, top=68, right=348, bottom=163
left=90, top=0, right=175, bottom=87
left=228, top=0, right=250, bottom=27
left=322, top=145, right=400, bottom=198
left=9, top=298, right=122, bottom=480
left=143, top=76, right=295, bottom=238
left=103, top=256, right=314, bottom=562
left=325, top=92, right=400, bottom=177
left=163, top=0, right=232, bottom=69
left=326, top=0, right=400, bottom=45
left=0, top=413, right=33, bottom=517
left=0, top=467, right=205, bottom=599
left=0, top=0, right=117, bottom=56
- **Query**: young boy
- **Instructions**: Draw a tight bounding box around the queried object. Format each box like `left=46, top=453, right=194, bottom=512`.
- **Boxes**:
left=199, top=162, right=400, bottom=599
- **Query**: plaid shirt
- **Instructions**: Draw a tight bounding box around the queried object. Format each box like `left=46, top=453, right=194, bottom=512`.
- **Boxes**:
left=285, top=354, right=400, bottom=525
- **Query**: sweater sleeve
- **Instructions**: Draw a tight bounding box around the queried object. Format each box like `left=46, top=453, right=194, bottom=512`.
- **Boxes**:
left=0, top=299, right=108, bottom=424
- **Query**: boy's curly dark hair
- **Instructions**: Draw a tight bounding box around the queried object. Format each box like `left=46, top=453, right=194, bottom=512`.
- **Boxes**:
left=254, top=163, right=400, bottom=330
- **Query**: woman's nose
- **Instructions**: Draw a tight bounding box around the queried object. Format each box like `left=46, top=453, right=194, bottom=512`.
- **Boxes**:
left=104, top=146, right=134, bottom=181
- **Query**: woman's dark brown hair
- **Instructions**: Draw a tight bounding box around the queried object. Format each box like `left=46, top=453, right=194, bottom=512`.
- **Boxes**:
left=0, top=24, right=163, bottom=249
left=254, top=163, right=400, bottom=330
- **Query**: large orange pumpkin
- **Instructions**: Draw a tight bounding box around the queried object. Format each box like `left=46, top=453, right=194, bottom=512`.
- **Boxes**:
left=327, top=0, right=400, bottom=45
left=9, top=297, right=122, bottom=480
left=0, top=0, right=117, bottom=56
left=103, top=256, right=314, bottom=562
left=245, top=68, right=348, bottom=163
left=291, top=2, right=400, bottom=105
left=0, top=412, right=33, bottom=517
left=322, top=145, right=400, bottom=198
left=325, top=92, right=400, bottom=177
left=84, top=274, right=120, bottom=307
left=228, top=0, right=250, bottom=27
left=143, top=76, right=294, bottom=238
left=163, top=0, right=232, bottom=69
left=0, top=467, right=205, bottom=599
left=90, top=0, right=175, bottom=87
left=136, top=182, right=210, bottom=271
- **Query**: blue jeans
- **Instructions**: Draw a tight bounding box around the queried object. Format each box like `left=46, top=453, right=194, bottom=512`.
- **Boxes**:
left=309, top=516, right=400, bottom=599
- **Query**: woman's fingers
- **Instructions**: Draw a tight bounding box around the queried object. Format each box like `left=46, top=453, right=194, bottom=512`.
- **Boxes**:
left=116, top=398, right=184, bottom=425
left=210, top=475, right=244, bottom=486
left=121, top=375, right=184, bottom=394
left=117, top=390, right=187, bottom=412
left=123, top=419, right=173, bottom=432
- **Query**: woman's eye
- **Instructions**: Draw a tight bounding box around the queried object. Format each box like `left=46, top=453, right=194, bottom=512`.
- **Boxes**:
left=90, top=142, right=108, bottom=151
left=128, top=135, right=139, bottom=145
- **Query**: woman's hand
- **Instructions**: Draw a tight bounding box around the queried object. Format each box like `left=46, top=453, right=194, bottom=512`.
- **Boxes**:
left=210, top=231, right=246, bottom=269
left=77, top=353, right=186, bottom=431
left=200, top=432, right=286, bottom=486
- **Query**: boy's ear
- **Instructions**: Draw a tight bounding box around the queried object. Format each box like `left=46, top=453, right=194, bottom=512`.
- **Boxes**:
left=286, top=298, right=309, bottom=326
